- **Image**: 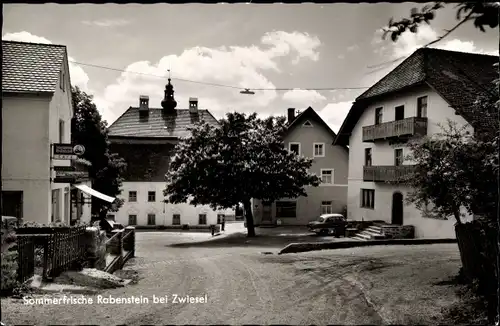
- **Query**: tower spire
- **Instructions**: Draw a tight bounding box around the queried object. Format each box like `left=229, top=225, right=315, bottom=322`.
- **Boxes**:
left=161, top=69, right=177, bottom=111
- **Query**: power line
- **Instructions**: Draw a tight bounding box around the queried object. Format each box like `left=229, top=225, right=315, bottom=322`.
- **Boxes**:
left=69, top=60, right=371, bottom=92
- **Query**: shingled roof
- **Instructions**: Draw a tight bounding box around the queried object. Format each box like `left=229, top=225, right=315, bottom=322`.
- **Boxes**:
left=334, top=47, right=498, bottom=145
left=2, top=40, right=68, bottom=94
left=108, top=107, right=220, bottom=138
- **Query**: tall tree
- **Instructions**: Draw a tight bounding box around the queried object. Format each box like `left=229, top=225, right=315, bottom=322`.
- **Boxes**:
left=71, top=86, right=127, bottom=220
left=164, top=112, right=321, bottom=237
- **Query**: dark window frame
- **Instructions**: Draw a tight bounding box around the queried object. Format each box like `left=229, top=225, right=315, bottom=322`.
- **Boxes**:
left=417, top=96, right=428, bottom=118
left=147, top=191, right=156, bottom=202
left=361, top=189, right=375, bottom=209
left=172, top=214, right=181, bottom=225
left=394, top=148, right=404, bottom=166
left=198, top=214, right=207, bottom=225
left=128, top=191, right=137, bottom=202
left=276, top=201, right=297, bottom=218
left=364, top=148, right=372, bottom=166
left=374, top=107, right=383, bottom=125
left=147, top=214, right=156, bottom=225
left=128, top=214, right=137, bottom=225
left=395, top=105, right=405, bottom=121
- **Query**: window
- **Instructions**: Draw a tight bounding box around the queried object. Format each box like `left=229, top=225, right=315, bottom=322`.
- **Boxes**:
left=147, top=214, right=156, bottom=225
left=148, top=191, right=156, bottom=202
left=106, top=214, right=115, bottom=221
left=417, top=96, right=427, bottom=118
left=289, top=142, right=300, bottom=155
left=394, top=149, right=403, bottom=166
left=59, top=119, right=65, bottom=143
left=64, top=188, right=70, bottom=223
left=51, top=189, right=60, bottom=222
left=276, top=201, right=297, bottom=218
left=59, top=70, right=65, bottom=91
left=217, top=214, right=225, bottom=224
left=364, top=148, right=372, bottom=166
left=313, top=143, right=325, bottom=157
left=374, top=107, right=383, bottom=125
left=321, top=201, right=333, bottom=214
left=128, top=214, right=137, bottom=225
left=395, top=105, right=405, bottom=121
left=361, top=189, right=375, bottom=209
left=321, top=169, right=334, bottom=184
left=172, top=214, right=181, bottom=225
left=198, top=214, right=207, bottom=225
left=128, top=191, right=137, bottom=202
left=303, top=120, right=313, bottom=127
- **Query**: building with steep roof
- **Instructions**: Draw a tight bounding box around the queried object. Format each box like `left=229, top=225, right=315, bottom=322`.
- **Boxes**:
left=1, top=40, right=95, bottom=224
left=108, top=78, right=232, bottom=227
left=333, top=47, right=498, bottom=239
left=251, top=106, right=349, bottom=226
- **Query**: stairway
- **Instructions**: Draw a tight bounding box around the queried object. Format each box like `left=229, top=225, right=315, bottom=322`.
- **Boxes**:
left=352, top=224, right=387, bottom=241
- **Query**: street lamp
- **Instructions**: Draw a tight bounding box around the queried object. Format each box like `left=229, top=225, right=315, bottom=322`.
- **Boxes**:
left=240, top=88, right=255, bottom=95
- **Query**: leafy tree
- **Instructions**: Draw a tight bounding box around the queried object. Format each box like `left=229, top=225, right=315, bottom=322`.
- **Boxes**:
left=383, top=2, right=499, bottom=43
left=71, top=86, right=127, bottom=220
left=404, top=76, right=499, bottom=225
left=164, top=112, right=321, bottom=237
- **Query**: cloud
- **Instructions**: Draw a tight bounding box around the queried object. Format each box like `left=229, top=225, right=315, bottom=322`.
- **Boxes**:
left=95, top=31, right=322, bottom=124
left=2, top=31, right=91, bottom=92
left=82, top=19, right=131, bottom=28
left=318, top=100, right=353, bottom=134
left=282, top=89, right=326, bottom=107
left=347, top=44, right=359, bottom=52
left=373, top=25, right=498, bottom=59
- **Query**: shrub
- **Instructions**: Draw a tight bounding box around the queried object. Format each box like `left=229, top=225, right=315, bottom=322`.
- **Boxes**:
left=1, top=247, right=19, bottom=292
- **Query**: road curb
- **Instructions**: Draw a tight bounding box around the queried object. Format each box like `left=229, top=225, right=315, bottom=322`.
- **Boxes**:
left=278, top=238, right=458, bottom=255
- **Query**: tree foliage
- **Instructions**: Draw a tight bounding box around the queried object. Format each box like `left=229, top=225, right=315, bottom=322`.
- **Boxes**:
left=71, top=86, right=127, bottom=219
left=164, top=112, right=321, bottom=237
left=383, top=2, right=499, bottom=43
left=405, top=77, right=499, bottom=225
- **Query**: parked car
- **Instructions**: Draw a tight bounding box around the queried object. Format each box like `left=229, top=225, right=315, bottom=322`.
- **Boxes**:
left=307, top=213, right=347, bottom=237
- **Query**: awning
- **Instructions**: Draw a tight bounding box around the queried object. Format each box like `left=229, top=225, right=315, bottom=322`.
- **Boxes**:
left=74, top=184, right=116, bottom=203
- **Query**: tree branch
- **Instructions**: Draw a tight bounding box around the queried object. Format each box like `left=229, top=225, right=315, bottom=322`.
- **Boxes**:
left=424, top=10, right=475, bottom=48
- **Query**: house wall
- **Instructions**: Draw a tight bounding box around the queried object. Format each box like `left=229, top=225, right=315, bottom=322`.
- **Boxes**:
left=252, top=114, right=349, bottom=225
left=2, top=94, right=52, bottom=224
left=113, top=182, right=233, bottom=226
left=347, top=85, right=473, bottom=238
left=49, top=58, right=73, bottom=224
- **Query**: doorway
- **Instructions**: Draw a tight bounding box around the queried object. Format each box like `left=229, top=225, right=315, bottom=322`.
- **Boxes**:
left=261, top=201, right=273, bottom=224
left=1, top=191, right=23, bottom=219
left=391, top=192, right=404, bottom=225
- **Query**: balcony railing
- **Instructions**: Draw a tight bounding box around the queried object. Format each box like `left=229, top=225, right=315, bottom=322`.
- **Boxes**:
left=363, top=165, right=416, bottom=183
left=362, top=117, right=428, bottom=142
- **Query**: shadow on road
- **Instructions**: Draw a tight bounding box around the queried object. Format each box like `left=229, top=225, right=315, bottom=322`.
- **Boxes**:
left=167, top=231, right=337, bottom=248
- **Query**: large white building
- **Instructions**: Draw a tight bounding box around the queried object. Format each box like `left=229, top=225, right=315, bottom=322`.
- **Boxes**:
left=1, top=40, right=94, bottom=225
left=107, top=79, right=234, bottom=227
left=334, top=48, right=498, bottom=238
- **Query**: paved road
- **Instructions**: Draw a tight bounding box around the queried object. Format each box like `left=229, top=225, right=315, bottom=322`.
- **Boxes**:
left=2, top=227, right=462, bottom=325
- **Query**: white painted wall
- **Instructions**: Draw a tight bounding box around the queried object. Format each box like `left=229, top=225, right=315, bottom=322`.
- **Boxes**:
left=114, top=182, right=233, bottom=226
left=2, top=58, right=74, bottom=224
left=347, top=85, right=473, bottom=238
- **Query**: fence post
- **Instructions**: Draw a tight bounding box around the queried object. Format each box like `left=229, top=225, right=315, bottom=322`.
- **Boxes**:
left=125, top=226, right=135, bottom=258
left=43, top=236, right=49, bottom=281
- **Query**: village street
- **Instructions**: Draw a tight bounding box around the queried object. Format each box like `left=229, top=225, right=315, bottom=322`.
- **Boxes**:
left=2, top=222, right=463, bottom=325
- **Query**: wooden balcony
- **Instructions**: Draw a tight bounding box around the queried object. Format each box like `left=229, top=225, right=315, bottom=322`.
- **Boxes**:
left=363, top=165, right=416, bottom=183
left=362, top=117, right=428, bottom=142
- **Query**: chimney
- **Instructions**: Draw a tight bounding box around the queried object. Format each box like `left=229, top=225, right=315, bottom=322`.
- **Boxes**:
left=189, top=97, right=198, bottom=113
left=139, top=95, right=149, bottom=112
left=287, top=108, right=296, bottom=124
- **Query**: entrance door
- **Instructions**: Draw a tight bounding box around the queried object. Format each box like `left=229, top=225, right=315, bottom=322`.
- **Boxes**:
left=262, top=201, right=272, bottom=224
left=391, top=192, right=403, bottom=225
left=1, top=191, right=23, bottom=219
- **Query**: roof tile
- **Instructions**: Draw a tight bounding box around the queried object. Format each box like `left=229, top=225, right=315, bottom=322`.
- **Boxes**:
left=2, top=41, right=66, bottom=93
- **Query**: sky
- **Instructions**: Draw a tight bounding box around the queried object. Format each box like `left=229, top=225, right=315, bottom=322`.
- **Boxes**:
left=3, top=3, right=498, bottom=132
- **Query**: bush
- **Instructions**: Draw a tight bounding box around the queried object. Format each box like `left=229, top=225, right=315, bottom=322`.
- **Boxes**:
left=1, top=247, right=19, bottom=292
left=21, top=220, right=93, bottom=228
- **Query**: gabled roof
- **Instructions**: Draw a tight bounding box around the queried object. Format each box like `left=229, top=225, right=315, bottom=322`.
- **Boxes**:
left=108, top=107, right=220, bottom=138
left=2, top=40, right=68, bottom=94
left=334, top=47, right=498, bottom=145
left=286, top=106, right=348, bottom=150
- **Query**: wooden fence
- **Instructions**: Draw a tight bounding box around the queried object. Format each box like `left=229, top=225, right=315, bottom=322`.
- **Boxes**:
left=104, top=226, right=135, bottom=274
left=16, top=226, right=87, bottom=281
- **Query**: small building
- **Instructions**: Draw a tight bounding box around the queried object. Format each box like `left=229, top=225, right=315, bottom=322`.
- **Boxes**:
left=251, top=106, right=349, bottom=226
left=334, top=47, right=498, bottom=238
left=107, top=79, right=233, bottom=227
left=2, top=40, right=75, bottom=224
